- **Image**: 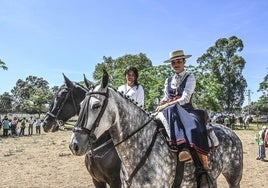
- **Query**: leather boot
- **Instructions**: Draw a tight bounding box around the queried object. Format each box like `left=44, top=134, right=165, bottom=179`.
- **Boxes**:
left=197, top=153, right=210, bottom=188
left=178, top=149, right=192, bottom=162
left=197, top=153, right=210, bottom=170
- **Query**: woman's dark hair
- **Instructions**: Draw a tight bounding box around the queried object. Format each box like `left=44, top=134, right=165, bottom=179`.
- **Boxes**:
left=124, top=66, right=139, bottom=86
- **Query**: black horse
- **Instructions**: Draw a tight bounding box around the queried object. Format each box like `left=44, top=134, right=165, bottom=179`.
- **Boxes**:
left=43, top=74, right=122, bottom=188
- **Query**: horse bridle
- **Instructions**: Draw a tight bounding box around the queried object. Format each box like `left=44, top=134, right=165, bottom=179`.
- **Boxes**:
left=73, top=88, right=159, bottom=143
left=72, top=90, right=109, bottom=140
left=46, top=86, right=79, bottom=126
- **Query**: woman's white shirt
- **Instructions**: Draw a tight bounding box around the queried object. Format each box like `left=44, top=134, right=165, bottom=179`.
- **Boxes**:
left=118, top=84, right=144, bottom=107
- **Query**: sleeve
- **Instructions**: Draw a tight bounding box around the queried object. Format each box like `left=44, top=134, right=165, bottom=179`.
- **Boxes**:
left=136, top=85, right=144, bottom=107
left=161, top=78, right=169, bottom=102
left=117, top=85, right=124, bottom=93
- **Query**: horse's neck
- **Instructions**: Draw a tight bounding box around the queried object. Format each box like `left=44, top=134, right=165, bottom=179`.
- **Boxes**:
left=114, top=120, right=176, bottom=186
left=73, top=85, right=87, bottom=115
left=92, top=131, right=112, bottom=148
left=115, top=94, right=149, bottom=132
left=74, top=86, right=87, bottom=102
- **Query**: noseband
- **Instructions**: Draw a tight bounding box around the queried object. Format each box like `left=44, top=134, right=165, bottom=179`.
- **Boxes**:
left=72, top=90, right=109, bottom=139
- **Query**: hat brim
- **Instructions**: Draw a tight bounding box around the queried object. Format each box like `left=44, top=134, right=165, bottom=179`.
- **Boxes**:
left=164, top=55, right=192, bottom=63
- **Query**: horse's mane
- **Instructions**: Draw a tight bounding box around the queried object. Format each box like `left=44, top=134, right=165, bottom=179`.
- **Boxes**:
left=109, top=87, right=151, bottom=116
left=72, top=82, right=88, bottom=92
left=58, top=82, right=88, bottom=93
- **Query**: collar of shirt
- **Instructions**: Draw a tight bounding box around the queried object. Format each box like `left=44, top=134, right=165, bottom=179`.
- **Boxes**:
left=170, top=70, right=186, bottom=88
left=176, top=70, right=186, bottom=78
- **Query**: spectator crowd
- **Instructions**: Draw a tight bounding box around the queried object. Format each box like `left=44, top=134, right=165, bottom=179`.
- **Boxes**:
left=0, top=115, right=42, bottom=138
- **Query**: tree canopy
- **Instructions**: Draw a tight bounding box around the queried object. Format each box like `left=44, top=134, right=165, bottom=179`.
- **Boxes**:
left=250, top=72, right=268, bottom=115
left=196, top=36, right=247, bottom=112
left=10, top=76, right=53, bottom=116
left=0, top=59, right=8, bottom=71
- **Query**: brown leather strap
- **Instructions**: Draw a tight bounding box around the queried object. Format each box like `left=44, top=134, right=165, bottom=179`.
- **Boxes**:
left=126, top=128, right=159, bottom=187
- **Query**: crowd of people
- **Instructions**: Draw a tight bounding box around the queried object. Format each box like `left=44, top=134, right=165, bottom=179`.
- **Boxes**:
left=0, top=115, right=42, bottom=137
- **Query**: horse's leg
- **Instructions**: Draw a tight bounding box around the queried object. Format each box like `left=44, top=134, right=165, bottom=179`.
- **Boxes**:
left=85, top=155, right=108, bottom=188
left=222, top=165, right=242, bottom=188
left=109, top=181, right=122, bottom=188
left=92, top=179, right=107, bottom=188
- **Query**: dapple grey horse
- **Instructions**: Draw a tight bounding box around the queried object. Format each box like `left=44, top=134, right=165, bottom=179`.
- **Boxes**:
left=69, top=70, right=243, bottom=188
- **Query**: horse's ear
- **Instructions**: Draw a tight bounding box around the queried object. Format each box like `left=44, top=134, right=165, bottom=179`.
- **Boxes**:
left=101, top=69, right=109, bottom=89
left=83, top=74, right=94, bottom=89
left=63, top=73, right=74, bottom=88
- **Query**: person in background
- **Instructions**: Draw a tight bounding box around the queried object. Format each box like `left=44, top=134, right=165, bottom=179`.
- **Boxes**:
left=28, top=116, right=34, bottom=136
left=0, top=117, right=2, bottom=130
left=19, top=117, right=26, bottom=136
left=10, top=117, right=18, bottom=136
left=255, top=126, right=267, bottom=161
left=2, top=115, right=10, bottom=137
left=35, top=117, right=41, bottom=134
left=117, top=66, right=144, bottom=108
left=224, top=116, right=230, bottom=128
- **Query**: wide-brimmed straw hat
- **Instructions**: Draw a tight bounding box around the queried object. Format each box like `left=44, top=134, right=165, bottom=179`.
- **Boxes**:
left=164, top=50, right=192, bottom=63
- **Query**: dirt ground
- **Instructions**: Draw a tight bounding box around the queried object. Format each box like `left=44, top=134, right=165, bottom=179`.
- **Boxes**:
left=0, top=127, right=267, bottom=188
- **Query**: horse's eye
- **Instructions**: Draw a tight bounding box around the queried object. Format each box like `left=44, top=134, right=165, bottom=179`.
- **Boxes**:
left=92, top=103, right=101, bottom=110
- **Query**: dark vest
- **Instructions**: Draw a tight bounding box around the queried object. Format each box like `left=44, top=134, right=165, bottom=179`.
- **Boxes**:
left=167, top=74, right=193, bottom=111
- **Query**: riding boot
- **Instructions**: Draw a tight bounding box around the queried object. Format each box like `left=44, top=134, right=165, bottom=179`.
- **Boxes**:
left=197, top=152, right=209, bottom=170
left=197, top=153, right=210, bottom=188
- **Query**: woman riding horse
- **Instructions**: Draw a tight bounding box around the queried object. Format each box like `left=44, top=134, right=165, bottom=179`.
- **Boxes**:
left=156, top=50, right=210, bottom=187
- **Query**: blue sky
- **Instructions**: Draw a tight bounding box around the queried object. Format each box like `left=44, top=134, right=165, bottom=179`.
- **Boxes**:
left=0, top=0, right=267, bottom=106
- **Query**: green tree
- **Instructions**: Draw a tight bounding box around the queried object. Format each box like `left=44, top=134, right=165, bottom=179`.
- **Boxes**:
left=93, top=53, right=152, bottom=86
left=258, top=72, right=268, bottom=92
left=28, top=87, right=53, bottom=117
left=0, top=92, right=13, bottom=113
left=139, top=65, right=173, bottom=110
left=188, top=65, right=223, bottom=112
left=50, top=85, right=60, bottom=96
left=11, top=76, right=53, bottom=114
left=0, top=59, right=8, bottom=70
left=253, top=72, right=268, bottom=114
left=197, top=36, right=247, bottom=112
